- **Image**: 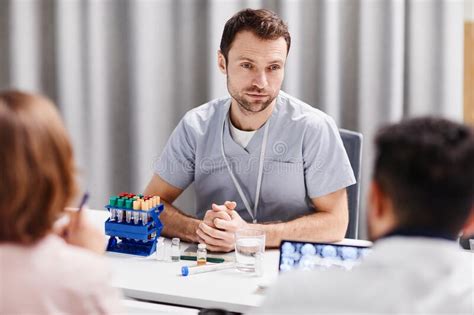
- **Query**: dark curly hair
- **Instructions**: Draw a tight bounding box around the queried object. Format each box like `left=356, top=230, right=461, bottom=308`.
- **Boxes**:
left=374, top=117, right=474, bottom=237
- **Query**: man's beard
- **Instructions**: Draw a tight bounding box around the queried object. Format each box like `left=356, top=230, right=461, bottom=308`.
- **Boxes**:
left=227, top=78, right=277, bottom=114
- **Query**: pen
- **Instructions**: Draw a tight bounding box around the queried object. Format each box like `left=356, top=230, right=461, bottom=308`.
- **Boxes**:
left=75, top=191, right=89, bottom=228
left=181, top=262, right=235, bottom=276
left=77, top=192, right=89, bottom=213
left=180, top=255, right=225, bottom=263
left=69, top=192, right=89, bottom=232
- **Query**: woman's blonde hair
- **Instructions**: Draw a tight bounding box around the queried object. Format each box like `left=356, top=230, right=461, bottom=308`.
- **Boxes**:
left=0, top=90, right=78, bottom=244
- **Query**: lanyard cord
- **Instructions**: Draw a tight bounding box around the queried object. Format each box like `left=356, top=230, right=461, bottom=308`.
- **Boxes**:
left=220, top=113, right=270, bottom=223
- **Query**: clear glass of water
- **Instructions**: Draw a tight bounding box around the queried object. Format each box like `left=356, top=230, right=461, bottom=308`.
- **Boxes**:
left=469, top=239, right=474, bottom=252
left=235, top=229, right=265, bottom=276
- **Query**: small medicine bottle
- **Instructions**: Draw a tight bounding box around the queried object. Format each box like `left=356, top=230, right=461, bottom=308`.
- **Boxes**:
left=171, top=238, right=180, bottom=262
left=155, top=237, right=165, bottom=261
left=197, top=243, right=207, bottom=265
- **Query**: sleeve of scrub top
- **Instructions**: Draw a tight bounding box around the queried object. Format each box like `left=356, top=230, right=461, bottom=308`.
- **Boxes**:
left=154, top=117, right=196, bottom=190
left=303, top=116, right=356, bottom=198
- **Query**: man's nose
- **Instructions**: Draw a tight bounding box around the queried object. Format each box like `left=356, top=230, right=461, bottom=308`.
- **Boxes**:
left=252, top=71, right=268, bottom=89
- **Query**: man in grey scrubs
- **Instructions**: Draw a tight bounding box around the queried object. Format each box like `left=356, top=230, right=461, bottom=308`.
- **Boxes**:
left=144, top=8, right=355, bottom=252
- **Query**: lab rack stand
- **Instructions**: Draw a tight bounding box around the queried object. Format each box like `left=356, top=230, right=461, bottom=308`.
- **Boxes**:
left=104, top=204, right=164, bottom=256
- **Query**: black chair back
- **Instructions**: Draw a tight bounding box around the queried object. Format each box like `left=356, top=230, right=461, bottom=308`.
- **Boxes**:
left=339, top=129, right=363, bottom=239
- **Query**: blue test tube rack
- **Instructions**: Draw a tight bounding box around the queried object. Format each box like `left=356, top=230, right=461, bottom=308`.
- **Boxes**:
left=104, top=203, right=164, bottom=256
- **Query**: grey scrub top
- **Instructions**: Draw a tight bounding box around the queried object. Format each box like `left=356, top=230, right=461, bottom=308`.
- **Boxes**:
left=154, top=91, right=356, bottom=223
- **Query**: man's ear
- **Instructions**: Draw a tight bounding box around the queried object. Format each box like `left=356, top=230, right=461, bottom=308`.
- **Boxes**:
left=462, top=208, right=474, bottom=236
left=217, top=50, right=227, bottom=74
left=368, top=180, right=398, bottom=241
left=368, top=181, right=384, bottom=220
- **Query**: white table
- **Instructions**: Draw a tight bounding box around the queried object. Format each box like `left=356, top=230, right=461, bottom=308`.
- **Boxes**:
left=122, top=298, right=199, bottom=314
left=86, top=209, right=371, bottom=313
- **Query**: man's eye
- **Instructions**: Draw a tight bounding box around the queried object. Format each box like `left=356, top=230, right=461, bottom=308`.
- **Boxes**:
left=269, top=65, right=281, bottom=71
left=241, top=63, right=252, bottom=69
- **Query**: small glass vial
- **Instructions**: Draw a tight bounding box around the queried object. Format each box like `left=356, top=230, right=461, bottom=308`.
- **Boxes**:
left=171, top=238, right=180, bottom=262
left=155, top=237, right=165, bottom=261
left=197, top=243, right=207, bottom=265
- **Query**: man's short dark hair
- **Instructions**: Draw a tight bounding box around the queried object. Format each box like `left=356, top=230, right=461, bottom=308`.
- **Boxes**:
left=220, top=8, right=291, bottom=63
left=374, top=117, right=474, bottom=237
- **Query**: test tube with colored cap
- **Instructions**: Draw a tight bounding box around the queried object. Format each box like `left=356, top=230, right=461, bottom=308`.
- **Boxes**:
left=116, top=198, right=124, bottom=222
left=133, top=199, right=141, bottom=224
left=109, top=196, right=117, bottom=221
left=148, top=199, right=154, bottom=221
left=181, top=262, right=235, bottom=276
left=141, top=199, right=149, bottom=225
left=125, top=199, right=133, bottom=223
left=154, top=196, right=161, bottom=211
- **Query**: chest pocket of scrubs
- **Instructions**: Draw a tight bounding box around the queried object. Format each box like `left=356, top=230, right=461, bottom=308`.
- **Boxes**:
left=260, top=159, right=308, bottom=221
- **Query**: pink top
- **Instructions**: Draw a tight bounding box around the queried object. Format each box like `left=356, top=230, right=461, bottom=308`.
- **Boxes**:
left=0, top=234, right=123, bottom=314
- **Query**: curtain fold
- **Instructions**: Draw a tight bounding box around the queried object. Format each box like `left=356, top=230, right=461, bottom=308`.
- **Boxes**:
left=0, top=0, right=464, bottom=238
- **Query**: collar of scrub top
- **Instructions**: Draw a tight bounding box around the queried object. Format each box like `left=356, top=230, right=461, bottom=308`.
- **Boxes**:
left=382, top=227, right=457, bottom=241
left=220, top=102, right=271, bottom=224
